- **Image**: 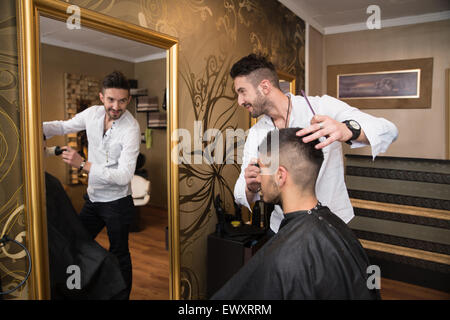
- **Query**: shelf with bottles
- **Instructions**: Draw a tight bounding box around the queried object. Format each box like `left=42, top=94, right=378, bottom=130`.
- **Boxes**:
left=130, top=88, right=167, bottom=128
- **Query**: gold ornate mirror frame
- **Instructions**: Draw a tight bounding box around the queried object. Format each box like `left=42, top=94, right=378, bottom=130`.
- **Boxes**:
left=16, top=0, right=180, bottom=299
left=277, top=70, right=297, bottom=96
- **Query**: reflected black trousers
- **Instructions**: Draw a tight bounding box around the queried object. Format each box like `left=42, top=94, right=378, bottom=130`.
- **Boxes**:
left=79, top=194, right=135, bottom=299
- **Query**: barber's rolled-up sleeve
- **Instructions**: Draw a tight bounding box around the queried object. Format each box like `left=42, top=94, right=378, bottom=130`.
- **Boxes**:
left=89, top=125, right=140, bottom=187
left=318, top=95, right=399, bottom=159
left=43, top=108, right=89, bottom=138
left=234, top=127, right=261, bottom=211
left=234, top=167, right=260, bottom=211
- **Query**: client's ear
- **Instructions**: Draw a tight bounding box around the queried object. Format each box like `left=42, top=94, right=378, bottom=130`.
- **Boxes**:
left=277, top=166, right=288, bottom=188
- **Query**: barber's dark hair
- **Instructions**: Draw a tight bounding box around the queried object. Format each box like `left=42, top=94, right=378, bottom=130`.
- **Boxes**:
left=102, top=71, right=130, bottom=92
left=230, top=54, right=280, bottom=89
left=259, top=128, right=324, bottom=190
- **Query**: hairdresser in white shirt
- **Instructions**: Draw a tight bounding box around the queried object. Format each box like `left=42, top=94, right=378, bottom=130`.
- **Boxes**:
left=43, top=71, right=140, bottom=299
left=231, top=54, right=398, bottom=235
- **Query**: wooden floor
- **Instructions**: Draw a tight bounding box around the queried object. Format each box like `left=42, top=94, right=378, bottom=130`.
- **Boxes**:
left=95, top=206, right=170, bottom=300
left=94, top=206, right=449, bottom=300
left=380, top=278, right=449, bottom=300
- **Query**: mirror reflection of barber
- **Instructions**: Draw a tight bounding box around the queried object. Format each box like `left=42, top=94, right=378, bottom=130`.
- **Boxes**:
left=232, top=54, right=399, bottom=234
left=43, top=71, right=140, bottom=299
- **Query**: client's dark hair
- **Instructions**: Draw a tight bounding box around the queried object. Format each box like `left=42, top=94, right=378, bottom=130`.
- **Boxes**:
left=259, top=128, right=324, bottom=191
left=102, top=71, right=130, bottom=92
left=230, top=54, right=280, bottom=89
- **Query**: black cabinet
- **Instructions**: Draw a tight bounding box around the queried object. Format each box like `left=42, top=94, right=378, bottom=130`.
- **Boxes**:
left=206, top=232, right=268, bottom=298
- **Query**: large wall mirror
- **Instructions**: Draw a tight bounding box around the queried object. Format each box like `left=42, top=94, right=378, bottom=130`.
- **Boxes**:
left=17, top=0, right=179, bottom=299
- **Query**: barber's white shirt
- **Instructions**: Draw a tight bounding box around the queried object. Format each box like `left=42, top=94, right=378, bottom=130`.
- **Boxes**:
left=43, top=105, right=141, bottom=203
left=234, top=94, right=398, bottom=233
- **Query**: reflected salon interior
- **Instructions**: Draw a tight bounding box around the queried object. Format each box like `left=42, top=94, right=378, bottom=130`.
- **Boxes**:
left=40, top=16, right=170, bottom=299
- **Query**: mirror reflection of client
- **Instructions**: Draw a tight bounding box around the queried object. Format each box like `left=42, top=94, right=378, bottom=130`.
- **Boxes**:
left=212, top=128, right=380, bottom=300
left=43, top=71, right=140, bottom=299
left=44, top=137, right=127, bottom=299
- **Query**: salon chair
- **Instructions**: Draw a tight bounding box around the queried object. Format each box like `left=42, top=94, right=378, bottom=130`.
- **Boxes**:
left=130, top=154, right=151, bottom=232
left=131, top=175, right=151, bottom=206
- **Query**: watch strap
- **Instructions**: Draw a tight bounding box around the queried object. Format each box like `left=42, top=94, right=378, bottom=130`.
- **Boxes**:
left=79, top=159, right=86, bottom=171
left=343, top=120, right=361, bottom=145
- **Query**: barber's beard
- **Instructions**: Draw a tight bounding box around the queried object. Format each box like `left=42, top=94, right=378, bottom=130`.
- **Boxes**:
left=248, top=91, right=270, bottom=118
left=250, top=105, right=263, bottom=118
left=244, top=102, right=263, bottom=119
left=106, top=107, right=123, bottom=120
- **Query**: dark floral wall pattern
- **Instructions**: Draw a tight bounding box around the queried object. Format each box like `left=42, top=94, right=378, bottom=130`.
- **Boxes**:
left=64, top=0, right=116, bottom=12
left=178, top=53, right=239, bottom=249
left=138, top=0, right=213, bottom=38
left=216, top=0, right=263, bottom=43
left=178, top=53, right=241, bottom=299
left=0, top=0, right=28, bottom=299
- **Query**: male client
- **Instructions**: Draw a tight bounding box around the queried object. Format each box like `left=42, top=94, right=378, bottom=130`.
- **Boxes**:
left=212, top=128, right=379, bottom=299
left=45, top=172, right=127, bottom=299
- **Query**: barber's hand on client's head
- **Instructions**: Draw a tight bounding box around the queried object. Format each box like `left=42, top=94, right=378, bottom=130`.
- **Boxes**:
left=61, top=146, right=84, bottom=169
left=245, top=158, right=261, bottom=194
left=296, top=115, right=353, bottom=149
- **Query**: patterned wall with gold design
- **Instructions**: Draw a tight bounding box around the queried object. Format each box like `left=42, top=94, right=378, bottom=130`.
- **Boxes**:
left=0, top=0, right=29, bottom=300
left=7, top=0, right=305, bottom=299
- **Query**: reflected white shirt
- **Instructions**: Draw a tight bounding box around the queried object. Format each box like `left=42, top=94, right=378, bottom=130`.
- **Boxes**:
left=234, top=94, right=398, bottom=233
left=43, top=105, right=141, bottom=203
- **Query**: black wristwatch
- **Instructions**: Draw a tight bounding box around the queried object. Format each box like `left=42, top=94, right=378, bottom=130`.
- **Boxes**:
left=342, top=120, right=361, bottom=145
left=79, top=159, right=86, bottom=172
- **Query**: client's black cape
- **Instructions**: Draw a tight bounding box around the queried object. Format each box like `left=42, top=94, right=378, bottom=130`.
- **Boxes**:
left=211, top=205, right=380, bottom=300
left=45, top=172, right=127, bottom=299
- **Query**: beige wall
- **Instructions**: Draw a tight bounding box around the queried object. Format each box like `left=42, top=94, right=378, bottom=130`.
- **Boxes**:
left=41, top=44, right=135, bottom=184
left=308, top=26, right=324, bottom=96
left=322, top=20, right=450, bottom=159
left=134, top=58, right=167, bottom=209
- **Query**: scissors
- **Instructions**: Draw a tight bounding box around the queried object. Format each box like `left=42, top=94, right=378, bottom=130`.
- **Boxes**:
left=301, top=90, right=316, bottom=115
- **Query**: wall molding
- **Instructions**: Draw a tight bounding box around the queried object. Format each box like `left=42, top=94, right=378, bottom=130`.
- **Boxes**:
left=278, top=0, right=324, bottom=34
left=41, top=37, right=166, bottom=63
left=324, top=10, right=450, bottom=35
left=279, top=0, right=450, bottom=35
left=360, top=239, right=450, bottom=266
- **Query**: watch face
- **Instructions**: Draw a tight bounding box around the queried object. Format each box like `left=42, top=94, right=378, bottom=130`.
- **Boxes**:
left=349, top=120, right=361, bottom=130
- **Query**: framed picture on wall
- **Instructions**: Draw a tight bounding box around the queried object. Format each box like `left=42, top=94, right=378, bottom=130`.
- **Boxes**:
left=338, top=70, right=420, bottom=99
left=327, top=58, right=433, bottom=109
